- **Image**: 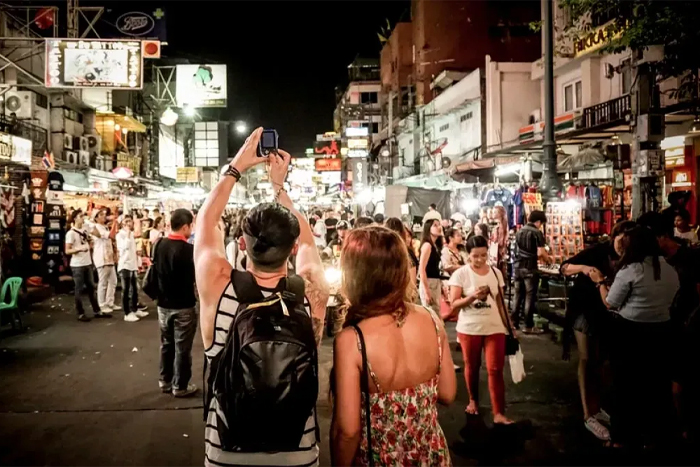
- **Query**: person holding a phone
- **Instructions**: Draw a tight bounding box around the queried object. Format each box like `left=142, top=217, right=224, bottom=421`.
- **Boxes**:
left=448, top=235, right=514, bottom=424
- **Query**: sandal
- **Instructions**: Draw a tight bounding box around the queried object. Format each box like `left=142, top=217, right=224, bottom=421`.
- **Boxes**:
left=465, top=403, right=479, bottom=415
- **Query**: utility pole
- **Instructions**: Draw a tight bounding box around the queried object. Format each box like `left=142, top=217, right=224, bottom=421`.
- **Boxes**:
left=539, top=0, right=563, bottom=201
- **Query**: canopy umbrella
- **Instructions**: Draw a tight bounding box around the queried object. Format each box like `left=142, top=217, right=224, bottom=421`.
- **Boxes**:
left=557, top=146, right=606, bottom=171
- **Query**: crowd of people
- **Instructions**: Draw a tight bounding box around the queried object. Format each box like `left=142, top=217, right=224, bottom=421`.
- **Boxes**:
left=61, top=127, right=699, bottom=464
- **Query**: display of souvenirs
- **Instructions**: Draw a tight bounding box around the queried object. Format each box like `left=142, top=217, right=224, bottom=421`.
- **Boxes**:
left=545, top=201, right=584, bottom=264
left=522, top=192, right=543, bottom=220
left=0, top=187, right=15, bottom=228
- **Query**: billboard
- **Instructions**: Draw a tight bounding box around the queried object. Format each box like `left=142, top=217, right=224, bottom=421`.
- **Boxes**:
left=100, top=7, right=167, bottom=41
left=315, top=158, right=342, bottom=172
left=45, top=39, right=143, bottom=89
left=176, top=64, right=227, bottom=108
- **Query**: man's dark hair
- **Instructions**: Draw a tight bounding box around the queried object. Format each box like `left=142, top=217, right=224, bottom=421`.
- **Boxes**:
left=637, top=212, right=672, bottom=238
left=122, top=214, right=133, bottom=221
left=466, top=234, right=489, bottom=252
left=171, top=208, right=194, bottom=231
left=314, top=210, right=323, bottom=219
left=430, top=203, right=437, bottom=210
left=243, top=203, right=300, bottom=271
left=355, top=216, right=374, bottom=229
left=373, top=213, right=385, bottom=224
left=528, top=210, right=547, bottom=224
left=70, top=209, right=83, bottom=224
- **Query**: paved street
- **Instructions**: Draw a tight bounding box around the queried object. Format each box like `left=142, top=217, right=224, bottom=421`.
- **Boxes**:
left=0, top=291, right=696, bottom=466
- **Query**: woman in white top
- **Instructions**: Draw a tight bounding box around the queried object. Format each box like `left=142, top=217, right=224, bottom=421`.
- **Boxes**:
left=149, top=216, right=166, bottom=247
left=447, top=235, right=513, bottom=424
left=673, top=211, right=698, bottom=243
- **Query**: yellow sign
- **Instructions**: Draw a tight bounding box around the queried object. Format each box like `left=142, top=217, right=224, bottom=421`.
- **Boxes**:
left=573, top=22, right=625, bottom=58
left=347, top=138, right=368, bottom=149
left=176, top=167, right=199, bottom=183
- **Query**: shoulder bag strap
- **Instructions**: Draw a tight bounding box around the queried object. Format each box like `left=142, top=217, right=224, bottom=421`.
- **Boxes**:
left=351, top=324, right=374, bottom=467
left=491, top=266, right=515, bottom=338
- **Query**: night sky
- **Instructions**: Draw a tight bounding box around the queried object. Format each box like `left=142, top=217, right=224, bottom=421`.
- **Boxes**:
left=165, top=0, right=410, bottom=155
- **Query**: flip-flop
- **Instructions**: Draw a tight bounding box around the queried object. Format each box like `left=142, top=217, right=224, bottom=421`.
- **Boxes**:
left=465, top=405, right=479, bottom=415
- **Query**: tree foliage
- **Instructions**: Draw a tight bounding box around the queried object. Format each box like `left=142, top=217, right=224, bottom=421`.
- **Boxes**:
left=560, top=0, right=700, bottom=98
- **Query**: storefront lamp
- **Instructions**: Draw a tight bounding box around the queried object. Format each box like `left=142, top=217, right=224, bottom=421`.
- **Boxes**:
left=184, top=105, right=196, bottom=117
left=690, top=117, right=700, bottom=134
left=114, top=124, right=121, bottom=131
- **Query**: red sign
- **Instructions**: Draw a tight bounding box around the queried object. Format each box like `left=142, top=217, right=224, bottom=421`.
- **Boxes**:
left=314, top=140, right=340, bottom=156
left=315, top=158, right=342, bottom=172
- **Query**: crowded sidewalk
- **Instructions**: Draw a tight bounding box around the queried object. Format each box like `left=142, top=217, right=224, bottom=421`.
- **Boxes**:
left=2, top=290, right=693, bottom=465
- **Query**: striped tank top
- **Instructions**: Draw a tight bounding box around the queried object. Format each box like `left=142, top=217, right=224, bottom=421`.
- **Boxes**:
left=204, top=280, right=319, bottom=467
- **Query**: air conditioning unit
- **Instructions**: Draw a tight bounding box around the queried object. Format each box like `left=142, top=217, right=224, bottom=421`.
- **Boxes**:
left=64, top=150, right=78, bottom=165
left=529, top=109, right=542, bottom=124
left=63, top=133, right=73, bottom=150
left=73, top=136, right=88, bottom=152
left=78, top=150, right=89, bottom=167
left=4, top=91, right=34, bottom=119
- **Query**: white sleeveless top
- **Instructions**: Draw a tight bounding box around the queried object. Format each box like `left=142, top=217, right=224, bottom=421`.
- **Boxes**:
left=204, top=280, right=319, bottom=467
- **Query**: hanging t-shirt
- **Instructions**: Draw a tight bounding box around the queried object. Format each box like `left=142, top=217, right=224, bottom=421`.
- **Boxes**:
left=47, top=171, right=65, bottom=192
left=448, top=265, right=507, bottom=336
left=585, top=185, right=602, bottom=222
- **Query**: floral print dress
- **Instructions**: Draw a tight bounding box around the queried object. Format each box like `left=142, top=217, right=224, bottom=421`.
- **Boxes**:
left=353, top=311, right=450, bottom=466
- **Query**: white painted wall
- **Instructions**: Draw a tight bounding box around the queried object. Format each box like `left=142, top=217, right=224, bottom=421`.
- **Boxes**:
left=486, top=57, right=540, bottom=150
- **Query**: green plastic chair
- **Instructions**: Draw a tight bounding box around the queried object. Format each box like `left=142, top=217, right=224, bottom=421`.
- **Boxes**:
left=0, top=277, right=23, bottom=330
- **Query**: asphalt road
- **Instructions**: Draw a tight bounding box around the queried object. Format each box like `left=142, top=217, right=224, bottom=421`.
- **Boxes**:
left=0, top=291, right=696, bottom=466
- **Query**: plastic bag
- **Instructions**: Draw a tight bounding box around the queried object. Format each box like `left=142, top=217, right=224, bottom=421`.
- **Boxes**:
left=509, top=349, right=526, bottom=384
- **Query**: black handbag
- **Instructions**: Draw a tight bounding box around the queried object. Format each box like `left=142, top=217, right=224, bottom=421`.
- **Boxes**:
left=142, top=239, right=160, bottom=300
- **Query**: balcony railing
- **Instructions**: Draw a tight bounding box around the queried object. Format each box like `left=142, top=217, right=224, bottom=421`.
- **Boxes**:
left=580, top=94, right=631, bottom=130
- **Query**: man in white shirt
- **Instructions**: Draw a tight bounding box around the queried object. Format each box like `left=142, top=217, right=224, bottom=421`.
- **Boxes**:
left=116, top=215, right=150, bottom=322
left=65, top=211, right=111, bottom=322
left=89, top=209, right=120, bottom=313
left=312, top=211, right=327, bottom=249
left=423, top=203, right=442, bottom=223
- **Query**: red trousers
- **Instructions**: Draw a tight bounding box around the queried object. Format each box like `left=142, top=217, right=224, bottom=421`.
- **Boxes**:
left=457, top=333, right=506, bottom=415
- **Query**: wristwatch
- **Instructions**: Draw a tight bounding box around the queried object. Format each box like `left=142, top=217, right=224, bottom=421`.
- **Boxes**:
left=220, top=164, right=241, bottom=181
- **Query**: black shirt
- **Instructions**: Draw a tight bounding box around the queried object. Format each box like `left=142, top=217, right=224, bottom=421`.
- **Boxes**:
left=515, top=223, right=545, bottom=271
left=666, top=243, right=700, bottom=324
left=423, top=241, right=441, bottom=279
left=562, top=242, right=615, bottom=318
left=153, top=237, right=196, bottom=309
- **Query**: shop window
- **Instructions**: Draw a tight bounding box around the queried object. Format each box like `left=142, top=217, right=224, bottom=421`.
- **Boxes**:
left=621, top=59, right=632, bottom=94
left=564, top=80, right=582, bottom=112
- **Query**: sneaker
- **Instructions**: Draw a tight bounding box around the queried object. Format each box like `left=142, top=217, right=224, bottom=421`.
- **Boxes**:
left=77, top=314, right=91, bottom=322
left=595, top=410, right=611, bottom=425
left=585, top=417, right=611, bottom=441
left=159, top=381, right=172, bottom=393
left=100, top=308, right=113, bottom=314
left=134, top=310, right=149, bottom=318
left=111, top=305, right=122, bottom=311
left=123, top=313, right=140, bottom=322
left=173, top=383, right=197, bottom=398
left=454, top=363, right=462, bottom=373
left=93, top=312, right=112, bottom=319
left=137, top=304, right=148, bottom=312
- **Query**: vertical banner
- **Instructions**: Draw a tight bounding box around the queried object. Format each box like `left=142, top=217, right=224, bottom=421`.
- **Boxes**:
left=350, top=158, right=368, bottom=193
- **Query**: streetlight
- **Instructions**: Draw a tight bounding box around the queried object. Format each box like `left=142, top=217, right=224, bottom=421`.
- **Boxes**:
left=235, top=122, right=247, bottom=134
left=183, top=105, right=196, bottom=117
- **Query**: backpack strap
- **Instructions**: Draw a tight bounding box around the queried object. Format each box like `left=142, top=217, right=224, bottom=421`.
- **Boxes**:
left=351, top=324, right=374, bottom=467
left=284, top=274, right=305, bottom=307
left=230, top=269, right=265, bottom=304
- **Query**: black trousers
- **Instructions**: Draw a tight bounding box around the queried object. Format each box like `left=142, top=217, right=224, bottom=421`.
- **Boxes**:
left=511, top=268, right=539, bottom=328
left=609, top=317, right=674, bottom=446
left=72, top=265, right=100, bottom=316
left=158, top=307, right=197, bottom=390
left=119, top=269, right=138, bottom=315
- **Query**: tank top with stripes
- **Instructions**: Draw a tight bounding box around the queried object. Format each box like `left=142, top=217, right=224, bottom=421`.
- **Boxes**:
left=204, top=280, right=319, bottom=467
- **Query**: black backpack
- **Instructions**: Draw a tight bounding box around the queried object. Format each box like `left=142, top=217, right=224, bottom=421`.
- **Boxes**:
left=204, top=270, right=319, bottom=452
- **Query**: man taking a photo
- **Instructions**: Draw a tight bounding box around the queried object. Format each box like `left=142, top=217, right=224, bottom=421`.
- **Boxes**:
left=195, top=128, right=328, bottom=467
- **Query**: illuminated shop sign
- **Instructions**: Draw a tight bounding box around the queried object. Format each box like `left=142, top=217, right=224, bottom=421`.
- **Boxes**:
left=315, top=158, right=342, bottom=172
left=347, top=149, right=368, bottom=158
left=573, top=22, right=626, bottom=58
left=347, top=138, right=368, bottom=149
left=346, top=127, right=369, bottom=137
left=314, top=140, right=340, bottom=156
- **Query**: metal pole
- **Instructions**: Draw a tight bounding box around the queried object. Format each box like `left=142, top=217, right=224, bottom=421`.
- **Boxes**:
left=539, top=0, right=562, bottom=201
